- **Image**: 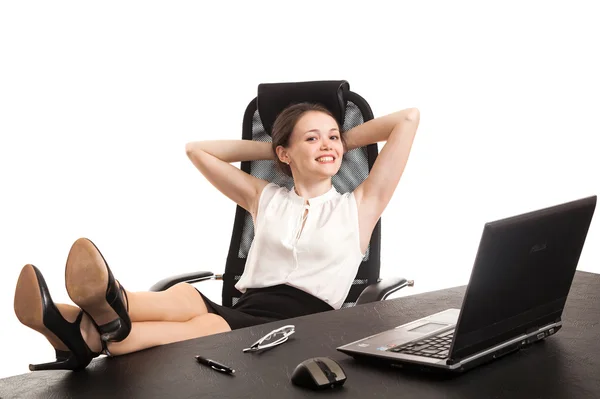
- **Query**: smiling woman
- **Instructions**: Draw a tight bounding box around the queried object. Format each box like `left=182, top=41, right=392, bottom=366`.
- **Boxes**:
left=12, top=100, right=419, bottom=372
left=184, top=101, right=419, bottom=329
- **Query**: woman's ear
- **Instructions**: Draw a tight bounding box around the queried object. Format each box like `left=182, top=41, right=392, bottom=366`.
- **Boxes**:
left=275, top=145, right=289, bottom=164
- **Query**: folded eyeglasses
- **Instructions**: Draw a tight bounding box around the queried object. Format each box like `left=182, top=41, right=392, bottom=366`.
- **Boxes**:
left=242, top=325, right=295, bottom=353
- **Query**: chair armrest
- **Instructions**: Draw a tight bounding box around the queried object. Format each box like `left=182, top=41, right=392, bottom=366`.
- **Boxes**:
left=149, top=271, right=218, bottom=292
left=355, top=277, right=414, bottom=305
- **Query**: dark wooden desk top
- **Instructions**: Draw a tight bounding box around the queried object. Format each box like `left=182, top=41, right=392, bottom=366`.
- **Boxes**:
left=1, top=271, right=599, bottom=399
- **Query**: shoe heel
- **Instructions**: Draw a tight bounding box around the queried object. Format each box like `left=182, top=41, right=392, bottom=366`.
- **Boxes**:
left=100, top=320, right=128, bottom=342
left=30, top=350, right=86, bottom=371
left=100, top=273, right=131, bottom=342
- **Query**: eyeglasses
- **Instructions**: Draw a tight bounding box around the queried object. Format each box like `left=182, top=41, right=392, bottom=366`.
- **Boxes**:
left=242, top=325, right=295, bottom=353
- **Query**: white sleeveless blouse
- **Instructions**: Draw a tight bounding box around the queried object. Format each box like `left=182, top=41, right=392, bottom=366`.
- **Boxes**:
left=235, top=182, right=365, bottom=309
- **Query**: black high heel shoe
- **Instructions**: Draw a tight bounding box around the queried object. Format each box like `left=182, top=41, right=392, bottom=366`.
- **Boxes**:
left=14, top=264, right=100, bottom=371
left=65, top=238, right=131, bottom=344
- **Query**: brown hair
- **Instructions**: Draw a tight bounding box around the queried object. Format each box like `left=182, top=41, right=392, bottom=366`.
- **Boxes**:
left=271, top=102, right=346, bottom=177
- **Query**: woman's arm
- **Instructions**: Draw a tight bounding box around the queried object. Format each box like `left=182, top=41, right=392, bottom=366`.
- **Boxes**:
left=185, top=140, right=272, bottom=217
left=351, top=108, right=421, bottom=254
left=185, top=140, right=273, bottom=163
left=343, top=108, right=417, bottom=152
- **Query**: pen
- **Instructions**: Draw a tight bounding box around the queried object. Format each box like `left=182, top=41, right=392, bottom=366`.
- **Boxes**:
left=195, top=356, right=236, bottom=374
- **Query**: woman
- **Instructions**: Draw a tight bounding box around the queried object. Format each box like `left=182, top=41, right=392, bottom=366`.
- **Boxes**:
left=14, top=102, right=420, bottom=371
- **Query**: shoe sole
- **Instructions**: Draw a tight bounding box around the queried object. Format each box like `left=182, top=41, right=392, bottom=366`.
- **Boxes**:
left=14, top=265, right=69, bottom=352
left=65, top=238, right=119, bottom=326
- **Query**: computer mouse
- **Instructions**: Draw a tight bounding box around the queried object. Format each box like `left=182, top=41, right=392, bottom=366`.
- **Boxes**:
left=291, top=357, right=347, bottom=390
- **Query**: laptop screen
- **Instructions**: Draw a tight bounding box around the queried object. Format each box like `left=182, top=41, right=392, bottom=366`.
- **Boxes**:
left=450, top=196, right=596, bottom=361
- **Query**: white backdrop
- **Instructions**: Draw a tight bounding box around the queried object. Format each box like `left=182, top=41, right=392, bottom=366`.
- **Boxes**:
left=1, top=1, right=598, bottom=379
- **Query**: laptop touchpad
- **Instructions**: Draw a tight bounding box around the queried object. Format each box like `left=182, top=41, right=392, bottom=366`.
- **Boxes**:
left=407, top=322, right=448, bottom=334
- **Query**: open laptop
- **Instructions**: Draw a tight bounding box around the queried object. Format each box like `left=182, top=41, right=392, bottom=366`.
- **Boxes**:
left=338, top=195, right=597, bottom=373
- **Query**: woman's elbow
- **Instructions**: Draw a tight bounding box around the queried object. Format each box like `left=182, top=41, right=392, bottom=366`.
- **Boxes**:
left=403, top=107, right=420, bottom=122
left=185, top=142, right=201, bottom=158
left=392, top=108, right=420, bottom=126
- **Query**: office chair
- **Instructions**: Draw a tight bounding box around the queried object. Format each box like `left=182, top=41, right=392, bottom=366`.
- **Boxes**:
left=150, top=80, right=413, bottom=307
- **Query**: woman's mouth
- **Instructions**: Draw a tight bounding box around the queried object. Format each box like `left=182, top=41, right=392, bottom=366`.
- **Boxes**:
left=315, top=156, right=335, bottom=163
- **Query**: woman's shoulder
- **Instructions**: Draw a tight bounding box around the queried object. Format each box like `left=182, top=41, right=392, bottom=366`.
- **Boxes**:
left=257, top=182, right=289, bottom=206
left=262, top=182, right=288, bottom=195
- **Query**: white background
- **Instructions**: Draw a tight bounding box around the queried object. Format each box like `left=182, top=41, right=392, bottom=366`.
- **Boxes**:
left=1, top=1, right=598, bottom=380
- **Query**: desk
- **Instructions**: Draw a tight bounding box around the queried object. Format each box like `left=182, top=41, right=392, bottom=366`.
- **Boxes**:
left=1, top=271, right=599, bottom=398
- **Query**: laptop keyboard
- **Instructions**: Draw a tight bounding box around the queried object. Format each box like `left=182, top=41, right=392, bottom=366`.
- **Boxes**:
left=388, top=329, right=454, bottom=359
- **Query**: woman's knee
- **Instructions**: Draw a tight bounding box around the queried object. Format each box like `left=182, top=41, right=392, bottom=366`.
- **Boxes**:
left=167, top=282, right=198, bottom=300
left=168, top=283, right=209, bottom=313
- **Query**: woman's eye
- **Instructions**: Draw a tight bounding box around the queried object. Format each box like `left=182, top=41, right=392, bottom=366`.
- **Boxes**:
left=330, top=136, right=339, bottom=140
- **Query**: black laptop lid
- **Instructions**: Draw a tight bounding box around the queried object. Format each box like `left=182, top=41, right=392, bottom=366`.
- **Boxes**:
left=450, top=196, right=597, bottom=362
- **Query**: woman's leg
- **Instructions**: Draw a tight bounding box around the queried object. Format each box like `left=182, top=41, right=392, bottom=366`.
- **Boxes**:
left=19, top=299, right=228, bottom=358
left=105, top=314, right=231, bottom=356
left=126, top=283, right=211, bottom=323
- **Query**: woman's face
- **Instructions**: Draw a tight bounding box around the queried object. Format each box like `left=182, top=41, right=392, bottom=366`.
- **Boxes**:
left=280, top=111, right=344, bottom=179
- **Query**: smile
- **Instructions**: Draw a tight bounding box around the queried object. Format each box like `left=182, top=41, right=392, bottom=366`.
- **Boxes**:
left=315, top=156, right=335, bottom=163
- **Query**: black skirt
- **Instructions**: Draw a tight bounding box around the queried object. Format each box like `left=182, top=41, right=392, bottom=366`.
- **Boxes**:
left=195, top=284, right=334, bottom=330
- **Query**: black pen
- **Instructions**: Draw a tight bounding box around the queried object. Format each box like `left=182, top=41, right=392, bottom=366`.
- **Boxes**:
left=195, top=356, right=236, bottom=375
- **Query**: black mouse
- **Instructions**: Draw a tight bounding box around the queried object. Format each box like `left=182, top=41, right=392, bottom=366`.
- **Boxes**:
left=291, top=357, right=347, bottom=390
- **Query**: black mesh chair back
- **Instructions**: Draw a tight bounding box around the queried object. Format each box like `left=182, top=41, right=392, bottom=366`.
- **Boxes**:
left=222, top=80, right=381, bottom=308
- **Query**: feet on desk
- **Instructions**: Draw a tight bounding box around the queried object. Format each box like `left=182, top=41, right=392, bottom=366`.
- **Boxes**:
left=14, top=264, right=103, bottom=371
left=65, top=238, right=132, bottom=345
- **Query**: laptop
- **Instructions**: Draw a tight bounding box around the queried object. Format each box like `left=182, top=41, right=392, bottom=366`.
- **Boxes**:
left=338, top=195, right=597, bottom=373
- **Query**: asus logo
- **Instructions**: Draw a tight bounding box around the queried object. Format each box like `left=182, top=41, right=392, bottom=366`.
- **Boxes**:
left=530, top=243, right=547, bottom=253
